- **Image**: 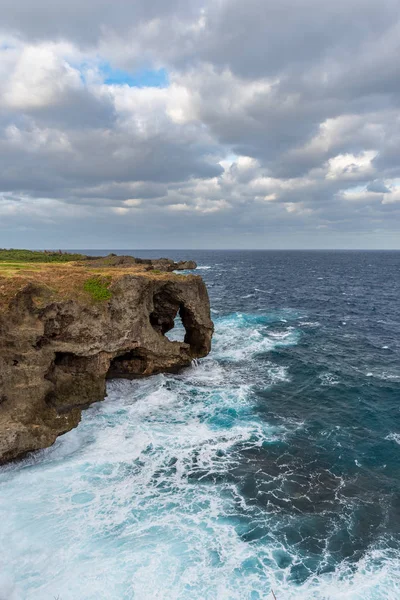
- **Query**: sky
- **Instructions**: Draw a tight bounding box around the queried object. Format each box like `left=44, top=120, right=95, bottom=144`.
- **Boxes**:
left=1, top=0, right=400, bottom=249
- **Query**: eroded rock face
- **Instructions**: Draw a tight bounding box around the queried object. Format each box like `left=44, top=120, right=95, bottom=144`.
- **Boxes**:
left=0, top=274, right=213, bottom=463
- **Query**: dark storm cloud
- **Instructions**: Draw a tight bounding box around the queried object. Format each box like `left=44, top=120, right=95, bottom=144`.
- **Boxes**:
left=31, top=88, right=116, bottom=130
left=0, top=122, right=222, bottom=196
left=197, top=0, right=400, bottom=77
left=0, top=0, right=202, bottom=45
left=367, top=180, right=391, bottom=194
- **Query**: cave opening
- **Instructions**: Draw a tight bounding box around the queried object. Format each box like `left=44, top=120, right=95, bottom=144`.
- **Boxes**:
left=53, top=352, right=82, bottom=369
left=107, top=348, right=148, bottom=379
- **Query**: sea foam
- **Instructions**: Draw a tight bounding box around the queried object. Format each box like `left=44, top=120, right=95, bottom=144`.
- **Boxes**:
left=0, top=309, right=398, bottom=599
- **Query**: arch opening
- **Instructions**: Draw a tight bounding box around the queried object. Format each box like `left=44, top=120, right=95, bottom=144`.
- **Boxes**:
left=150, top=290, right=187, bottom=344
left=148, top=286, right=209, bottom=357
left=164, top=310, right=185, bottom=342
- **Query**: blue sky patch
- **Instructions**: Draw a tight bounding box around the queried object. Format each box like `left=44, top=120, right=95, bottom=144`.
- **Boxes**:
left=100, top=63, right=169, bottom=88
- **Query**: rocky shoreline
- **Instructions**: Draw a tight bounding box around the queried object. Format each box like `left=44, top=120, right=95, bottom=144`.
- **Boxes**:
left=82, top=253, right=198, bottom=272
left=0, top=256, right=213, bottom=463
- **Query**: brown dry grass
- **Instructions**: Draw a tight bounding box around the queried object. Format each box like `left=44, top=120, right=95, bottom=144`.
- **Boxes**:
left=0, top=262, right=188, bottom=311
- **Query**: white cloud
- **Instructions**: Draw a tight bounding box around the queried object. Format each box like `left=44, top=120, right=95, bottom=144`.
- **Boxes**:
left=2, top=44, right=81, bottom=109
left=382, top=189, right=400, bottom=204
left=326, top=151, right=377, bottom=181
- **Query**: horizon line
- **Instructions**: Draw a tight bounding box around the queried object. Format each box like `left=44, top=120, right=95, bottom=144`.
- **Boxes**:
left=16, top=247, right=400, bottom=252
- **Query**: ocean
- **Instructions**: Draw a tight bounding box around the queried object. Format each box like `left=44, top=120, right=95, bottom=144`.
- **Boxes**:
left=0, top=250, right=399, bottom=599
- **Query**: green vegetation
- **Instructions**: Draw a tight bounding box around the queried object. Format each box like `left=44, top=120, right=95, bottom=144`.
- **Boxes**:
left=0, top=262, right=43, bottom=276
left=0, top=262, right=41, bottom=270
left=83, top=276, right=112, bottom=302
left=150, top=269, right=162, bottom=274
left=0, top=249, right=87, bottom=263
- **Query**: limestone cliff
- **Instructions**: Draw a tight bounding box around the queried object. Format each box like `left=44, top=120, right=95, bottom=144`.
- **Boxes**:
left=83, top=254, right=197, bottom=271
left=0, top=268, right=213, bottom=463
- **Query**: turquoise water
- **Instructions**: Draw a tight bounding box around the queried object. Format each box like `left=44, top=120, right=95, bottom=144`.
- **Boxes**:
left=1, top=251, right=399, bottom=599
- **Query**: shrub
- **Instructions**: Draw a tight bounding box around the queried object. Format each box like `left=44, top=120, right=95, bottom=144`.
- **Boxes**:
left=0, top=249, right=87, bottom=263
left=83, top=276, right=112, bottom=302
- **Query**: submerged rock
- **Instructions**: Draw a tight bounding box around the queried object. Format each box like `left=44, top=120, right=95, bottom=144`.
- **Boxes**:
left=0, top=270, right=213, bottom=463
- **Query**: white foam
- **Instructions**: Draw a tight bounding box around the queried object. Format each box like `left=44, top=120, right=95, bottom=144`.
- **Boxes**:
left=386, top=432, right=400, bottom=445
left=275, top=547, right=400, bottom=600
left=364, top=370, right=400, bottom=381
left=1, top=312, right=397, bottom=599
left=0, top=575, right=19, bottom=600
left=319, top=372, right=340, bottom=386
left=212, top=314, right=300, bottom=362
left=0, top=366, right=286, bottom=599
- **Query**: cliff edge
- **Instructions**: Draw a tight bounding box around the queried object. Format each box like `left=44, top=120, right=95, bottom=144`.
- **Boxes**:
left=0, top=259, right=213, bottom=463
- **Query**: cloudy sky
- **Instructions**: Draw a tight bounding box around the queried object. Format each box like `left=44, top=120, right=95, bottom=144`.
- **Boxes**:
left=1, top=0, right=400, bottom=249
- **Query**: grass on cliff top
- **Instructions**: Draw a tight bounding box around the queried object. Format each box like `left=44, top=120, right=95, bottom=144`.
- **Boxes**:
left=0, top=262, right=42, bottom=273
left=83, top=276, right=112, bottom=302
left=0, top=262, right=188, bottom=311
left=0, top=249, right=88, bottom=262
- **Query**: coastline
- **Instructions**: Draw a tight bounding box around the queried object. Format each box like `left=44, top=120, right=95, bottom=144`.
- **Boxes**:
left=0, top=251, right=213, bottom=463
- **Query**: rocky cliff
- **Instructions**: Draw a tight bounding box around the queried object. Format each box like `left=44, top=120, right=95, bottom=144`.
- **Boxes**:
left=83, top=254, right=197, bottom=271
left=0, top=267, right=213, bottom=463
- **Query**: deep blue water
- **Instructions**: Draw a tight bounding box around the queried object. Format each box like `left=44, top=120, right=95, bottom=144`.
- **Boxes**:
left=0, top=250, right=399, bottom=599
